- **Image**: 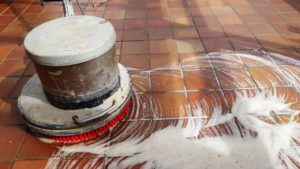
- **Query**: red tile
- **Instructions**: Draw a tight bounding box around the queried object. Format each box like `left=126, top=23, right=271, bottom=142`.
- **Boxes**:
left=216, top=14, right=243, bottom=25
left=207, top=0, right=227, bottom=6
left=232, top=5, right=256, bottom=15
left=23, top=4, right=44, bottom=14
left=168, top=8, right=191, bottom=17
left=240, top=15, right=266, bottom=25
left=189, top=91, right=228, bottom=117
left=17, top=134, right=58, bottom=158
left=271, top=23, right=300, bottom=35
left=0, top=77, right=19, bottom=99
left=147, top=9, right=168, bottom=18
left=167, top=1, right=188, bottom=8
left=193, top=16, right=220, bottom=27
left=124, top=18, right=147, bottom=29
left=0, top=60, right=28, bottom=76
left=6, top=45, right=26, bottom=60
left=197, top=25, right=225, bottom=38
left=261, top=13, right=287, bottom=24
left=230, top=36, right=262, bottom=50
left=252, top=4, right=279, bottom=13
left=0, top=16, right=17, bottom=26
left=175, top=39, right=205, bottom=54
left=147, top=18, right=170, bottom=28
left=186, top=0, right=208, bottom=7
left=223, top=89, right=259, bottom=111
left=0, top=161, right=10, bottom=169
left=0, top=42, right=16, bottom=61
left=126, top=10, right=146, bottom=18
left=248, top=66, right=289, bottom=87
left=129, top=72, right=150, bottom=92
left=274, top=4, right=298, bottom=12
left=256, top=35, right=290, bottom=49
left=59, top=158, right=104, bottom=169
left=180, top=54, right=211, bottom=69
left=122, top=41, right=148, bottom=54
left=170, top=16, right=194, bottom=27
left=120, top=54, right=149, bottom=70
left=210, top=53, right=244, bottom=68
left=184, top=69, right=219, bottom=90
left=202, top=37, right=233, bottom=52
left=215, top=68, right=256, bottom=89
left=12, top=160, right=48, bottom=169
left=190, top=7, right=214, bottom=16
left=151, top=70, right=185, bottom=91
left=104, top=10, right=125, bottom=19
left=238, top=49, right=274, bottom=66
left=115, top=29, right=123, bottom=42
left=227, top=0, right=249, bottom=5
left=109, top=19, right=124, bottom=30
left=247, top=23, right=278, bottom=35
left=0, top=99, right=23, bottom=125
left=123, top=29, right=147, bottom=41
left=147, top=1, right=167, bottom=9
left=150, top=53, right=179, bottom=69
left=173, top=27, right=199, bottom=39
left=149, top=39, right=177, bottom=54
left=0, top=126, right=26, bottom=161
left=124, top=94, right=154, bottom=119
left=152, top=92, right=189, bottom=118
left=222, top=24, right=252, bottom=37
left=148, top=28, right=173, bottom=40
left=211, top=6, right=235, bottom=15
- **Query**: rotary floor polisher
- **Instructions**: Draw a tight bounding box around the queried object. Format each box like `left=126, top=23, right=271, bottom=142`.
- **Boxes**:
left=18, top=0, right=132, bottom=143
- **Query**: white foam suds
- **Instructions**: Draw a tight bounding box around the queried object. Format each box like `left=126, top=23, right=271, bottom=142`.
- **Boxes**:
left=43, top=50, right=300, bottom=169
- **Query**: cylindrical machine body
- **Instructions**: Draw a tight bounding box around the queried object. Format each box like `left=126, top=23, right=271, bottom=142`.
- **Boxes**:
left=24, top=16, right=118, bottom=109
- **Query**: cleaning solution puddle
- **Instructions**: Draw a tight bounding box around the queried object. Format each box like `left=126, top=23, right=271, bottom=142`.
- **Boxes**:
left=42, top=49, right=300, bottom=169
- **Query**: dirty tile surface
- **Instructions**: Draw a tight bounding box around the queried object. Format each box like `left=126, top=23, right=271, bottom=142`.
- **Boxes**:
left=0, top=0, right=300, bottom=168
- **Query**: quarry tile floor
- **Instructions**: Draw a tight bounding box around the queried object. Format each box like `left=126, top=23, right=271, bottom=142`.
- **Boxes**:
left=0, top=0, right=300, bottom=168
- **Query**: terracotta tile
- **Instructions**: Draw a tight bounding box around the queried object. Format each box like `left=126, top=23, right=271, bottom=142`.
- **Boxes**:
left=147, top=9, right=168, bottom=18
left=129, top=72, right=150, bottom=92
left=127, top=1, right=146, bottom=10
left=180, top=54, right=212, bottom=69
left=148, top=28, right=173, bottom=40
left=124, top=18, right=147, bottom=29
left=0, top=99, right=23, bottom=125
left=0, top=15, right=17, bottom=26
left=267, top=48, right=300, bottom=64
left=147, top=1, right=167, bottom=9
left=230, top=36, right=262, bottom=50
left=173, top=27, right=199, bottom=39
left=210, top=52, right=244, bottom=68
left=222, top=24, right=252, bottom=37
left=124, top=93, right=154, bottom=119
left=216, top=14, right=243, bottom=25
left=122, top=41, right=148, bottom=54
left=241, top=15, right=265, bottom=26
left=170, top=16, right=194, bottom=27
left=115, top=29, right=123, bottom=42
left=252, top=4, right=279, bottom=13
left=248, top=66, right=290, bottom=87
left=184, top=69, right=219, bottom=90
left=106, top=157, right=148, bottom=169
left=85, top=10, right=105, bottom=17
left=0, top=42, right=16, bottom=61
left=0, top=126, right=26, bottom=161
left=175, top=39, right=205, bottom=54
left=147, top=18, right=170, bottom=28
left=58, top=158, right=104, bottom=169
left=151, top=70, right=184, bottom=91
left=263, top=87, right=300, bottom=110
left=0, top=77, right=19, bottom=99
left=125, top=10, right=146, bottom=18
left=202, top=37, right=233, bottom=52
left=121, top=54, right=149, bottom=70
left=189, top=91, right=228, bottom=117
left=232, top=5, right=256, bottom=15
left=247, top=0, right=269, bottom=4
left=279, top=65, right=300, bottom=84
left=17, top=134, right=58, bottom=158
left=197, top=25, right=225, bottom=38
left=190, top=7, right=214, bottom=16
left=193, top=16, right=220, bottom=27
left=186, top=0, right=207, bottom=7
left=2, top=4, right=28, bottom=16
left=152, top=119, right=188, bottom=132
left=12, top=160, right=47, bottom=169
left=238, top=49, right=274, bottom=66
left=282, top=13, right=300, bottom=23
left=0, top=161, right=10, bottom=169
left=109, top=19, right=124, bottom=30
left=167, top=1, right=188, bottom=8
left=247, top=23, right=278, bottom=35
left=211, top=6, right=235, bottom=15
left=24, top=62, right=36, bottom=76
left=23, top=4, right=44, bottom=14
left=104, top=10, right=126, bottom=19
left=261, top=13, right=287, bottom=24
left=0, top=60, right=28, bottom=76
left=152, top=92, right=189, bottom=118
left=283, top=35, right=300, bottom=49
left=215, top=68, right=256, bottom=89
left=168, top=8, right=191, bottom=17
left=150, top=53, right=179, bottom=69
left=123, top=29, right=147, bottom=41
left=226, top=0, right=249, bottom=5
left=274, top=4, right=298, bottom=13
left=256, top=35, right=290, bottom=49
left=207, top=0, right=227, bottom=6
left=149, top=39, right=177, bottom=54
left=271, top=23, right=300, bottom=35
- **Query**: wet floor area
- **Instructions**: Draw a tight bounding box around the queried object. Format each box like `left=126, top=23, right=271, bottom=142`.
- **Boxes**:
left=1, top=0, right=300, bottom=168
